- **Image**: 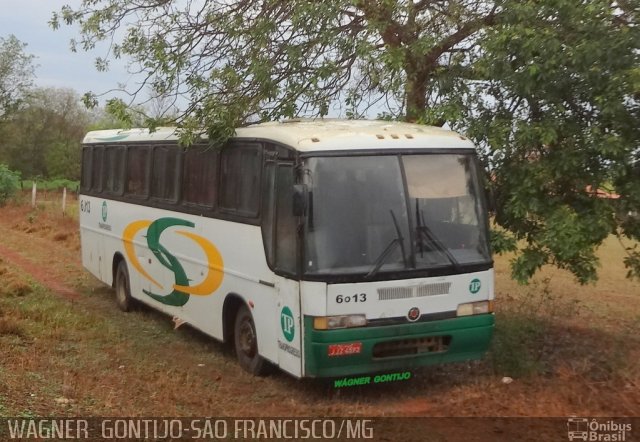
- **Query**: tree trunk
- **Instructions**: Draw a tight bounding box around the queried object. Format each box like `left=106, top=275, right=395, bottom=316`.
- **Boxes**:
left=405, top=67, right=427, bottom=123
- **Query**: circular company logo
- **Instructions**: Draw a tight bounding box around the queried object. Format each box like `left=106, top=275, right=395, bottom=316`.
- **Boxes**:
left=101, top=201, right=108, bottom=222
left=280, top=306, right=295, bottom=342
left=407, top=307, right=421, bottom=322
left=469, top=278, right=481, bottom=294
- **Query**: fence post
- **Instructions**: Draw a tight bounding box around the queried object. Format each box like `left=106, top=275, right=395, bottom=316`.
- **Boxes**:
left=62, top=187, right=67, bottom=217
left=31, top=182, right=36, bottom=208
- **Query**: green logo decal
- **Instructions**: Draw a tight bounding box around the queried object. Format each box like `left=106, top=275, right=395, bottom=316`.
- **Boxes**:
left=122, top=217, right=224, bottom=307
left=280, top=307, right=295, bottom=342
left=143, top=217, right=194, bottom=306
left=469, top=278, right=481, bottom=294
left=101, top=201, right=108, bottom=222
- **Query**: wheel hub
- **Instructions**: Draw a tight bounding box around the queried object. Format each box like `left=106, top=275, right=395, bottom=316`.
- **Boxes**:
left=239, top=320, right=256, bottom=357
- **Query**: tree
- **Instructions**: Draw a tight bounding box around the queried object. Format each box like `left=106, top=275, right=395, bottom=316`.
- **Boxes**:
left=0, top=35, right=35, bottom=120
left=51, top=1, right=500, bottom=138
left=462, top=1, right=640, bottom=283
left=0, top=88, right=92, bottom=180
left=52, top=0, right=640, bottom=282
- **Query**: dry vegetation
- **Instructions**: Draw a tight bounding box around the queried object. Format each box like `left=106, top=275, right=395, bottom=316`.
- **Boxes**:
left=0, top=192, right=638, bottom=424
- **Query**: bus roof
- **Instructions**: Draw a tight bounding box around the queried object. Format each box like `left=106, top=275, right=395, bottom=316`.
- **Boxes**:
left=82, top=119, right=476, bottom=151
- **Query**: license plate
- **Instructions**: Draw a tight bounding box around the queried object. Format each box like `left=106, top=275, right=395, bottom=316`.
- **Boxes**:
left=327, top=342, right=363, bottom=357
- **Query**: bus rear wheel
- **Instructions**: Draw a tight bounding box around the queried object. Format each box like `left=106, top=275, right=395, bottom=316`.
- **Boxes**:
left=234, top=304, right=267, bottom=376
left=115, top=260, right=133, bottom=312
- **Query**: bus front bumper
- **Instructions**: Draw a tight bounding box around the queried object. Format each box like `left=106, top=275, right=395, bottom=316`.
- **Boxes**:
left=303, top=314, right=494, bottom=378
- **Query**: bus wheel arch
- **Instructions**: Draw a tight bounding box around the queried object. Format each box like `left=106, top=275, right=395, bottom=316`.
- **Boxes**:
left=114, top=259, right=133, bottom=312
left=111, top=253, right=125, bottom=288
left=222, top=293, right=244, bottom=346
left=223, top=294, right=268, bottom=376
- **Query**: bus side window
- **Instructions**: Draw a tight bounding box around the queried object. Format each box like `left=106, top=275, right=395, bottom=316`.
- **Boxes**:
left=261, top=163, right=276, bottom=265
left=104, top=146, right=125, bottom=195
left=126, top=146, right=150, bottom=198
left=261, top=163, right=297, bottom=275
left=92, top=146, right=104, bottom=192
left=274, top=164, right=297, bottom=274
left=151, top=145, right=180, bottom=202
left=81, top=146, right=93, bottom=191
left=219, top=143, right=262, bottom=217
left=182, top=146, right=217, bottom=207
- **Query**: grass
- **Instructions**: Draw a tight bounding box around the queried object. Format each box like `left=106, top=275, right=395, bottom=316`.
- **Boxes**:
left=489, top=282, right=639, bottom=383
left=20, top=179, right=79, bottom=192
left=6, top=186, right=81, bottom=222
left=481, top=236, right=640, bottom=415
left=0, top=278, right=130, bottom=415
left=0, top=201, right=638, bottom=419
left=488, top=278, right=579, bottom=377
left=0, top=201, right=80, bottom=253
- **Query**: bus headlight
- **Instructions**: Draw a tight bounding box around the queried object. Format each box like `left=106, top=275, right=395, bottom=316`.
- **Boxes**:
left=313, top=315, right=367, bottom=330
left=456, top=301, right=494, bottom=317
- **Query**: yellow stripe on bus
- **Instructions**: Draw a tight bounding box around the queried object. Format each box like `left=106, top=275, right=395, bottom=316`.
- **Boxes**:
left=173, top=230, right=224, bottom=296
left=122, top=220, right=163, bottom=289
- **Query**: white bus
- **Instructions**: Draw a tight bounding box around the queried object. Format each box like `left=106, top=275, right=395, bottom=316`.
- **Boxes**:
left=79, top=119, right=494, bottom=378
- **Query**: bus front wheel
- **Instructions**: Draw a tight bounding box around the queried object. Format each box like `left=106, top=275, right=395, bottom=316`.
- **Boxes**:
left=234, top=304, right=267, bottom=376
left=115, top=260, right=133, bottom=312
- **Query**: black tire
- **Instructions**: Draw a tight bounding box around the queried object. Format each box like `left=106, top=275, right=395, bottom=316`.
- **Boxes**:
left=114, top=260, right=133, bottom=312
left=234, top=304, right=267, bottom=376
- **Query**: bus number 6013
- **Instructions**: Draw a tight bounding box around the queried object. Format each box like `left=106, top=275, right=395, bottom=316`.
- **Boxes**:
left=336, top=294, right=367, bottom=303
left=80, top=200, right=90, bottom=213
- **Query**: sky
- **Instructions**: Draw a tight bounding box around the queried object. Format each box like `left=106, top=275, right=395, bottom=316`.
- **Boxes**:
left=0, top=0, right=374, bottom=117
left=0, top=0, right=135, bottom=104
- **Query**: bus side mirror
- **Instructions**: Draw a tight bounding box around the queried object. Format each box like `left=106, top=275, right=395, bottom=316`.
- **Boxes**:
left=293, top=184, right=308, bottom=216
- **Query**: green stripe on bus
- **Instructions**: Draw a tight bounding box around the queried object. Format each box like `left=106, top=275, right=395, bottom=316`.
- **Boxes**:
left=303, top=314, right=494, bottom=378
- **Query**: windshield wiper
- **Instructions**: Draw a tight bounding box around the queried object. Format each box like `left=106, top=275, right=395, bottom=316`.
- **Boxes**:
left=415, top=200, right=460, bottom=270
left=364, top=210, right=408, bottom=279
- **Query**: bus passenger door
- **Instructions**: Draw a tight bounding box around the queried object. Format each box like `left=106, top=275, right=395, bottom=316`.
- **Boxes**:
left=263, top=160, right=303, bottom=377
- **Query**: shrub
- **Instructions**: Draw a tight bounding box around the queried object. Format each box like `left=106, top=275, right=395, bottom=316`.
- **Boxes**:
left=0, top=164, right=20, bottom=206
left=488, top=278, right=582, bottom=377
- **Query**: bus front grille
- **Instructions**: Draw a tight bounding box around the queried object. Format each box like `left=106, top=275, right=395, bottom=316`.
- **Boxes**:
left=372, top=336, right=451, bottom=358
left=377, top=282, right=451, bottom=300
left=377, top=286, right=413, bottom=300
left=416, top=282, right=451, bottom=297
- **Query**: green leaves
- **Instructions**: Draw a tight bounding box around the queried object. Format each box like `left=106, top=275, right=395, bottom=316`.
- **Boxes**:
left=468, top=0, right=640, bottom=284
left=50, top=0, right=640, bottom=284
left=490, top=228, right=517, bottom=254
left=511, top=247, right=548, bottom=285
left=0, top=164, right=20, bottom=206
left=0, top=88, right=91, bottom=181
left=104, top=98, right=135, bottom=129
left=623, top=245, right=640, bottom=280
left=0, top=35, right=35, bottom=120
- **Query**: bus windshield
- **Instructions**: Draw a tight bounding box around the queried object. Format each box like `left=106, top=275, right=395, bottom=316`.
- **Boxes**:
left=303, top=153, right=491, bottom=279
